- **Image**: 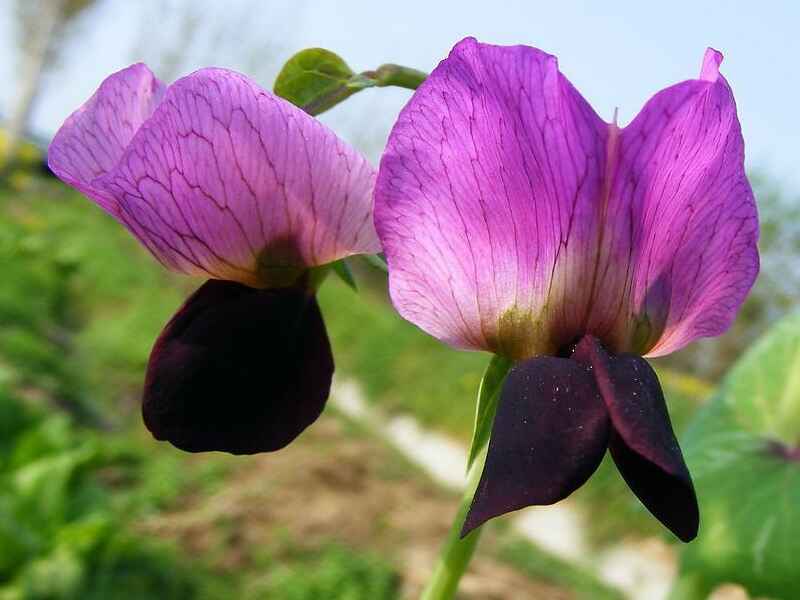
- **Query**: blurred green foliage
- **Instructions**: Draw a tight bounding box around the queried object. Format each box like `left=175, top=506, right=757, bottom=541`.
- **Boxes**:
left=0, top=176, right=182, bottom=425
left=247, top=546, right=398, bottom=600
left=0, top=181, right=223, bottom=592
left=0, top=382, right=400, bottom=598
left=0, top=177, right=404, bottom=598
left=0, top=387, right=224, bottom=599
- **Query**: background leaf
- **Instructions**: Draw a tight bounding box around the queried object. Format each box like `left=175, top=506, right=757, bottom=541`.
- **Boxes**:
left=675, top=310, right=800, bottom=598
left=723, top=311, right=800, bottom=444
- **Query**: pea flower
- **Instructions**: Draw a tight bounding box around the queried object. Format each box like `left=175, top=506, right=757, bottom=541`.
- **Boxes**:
left=374, top=38, right=758, bottom=541
left=49, top=64, right=379, bottom=454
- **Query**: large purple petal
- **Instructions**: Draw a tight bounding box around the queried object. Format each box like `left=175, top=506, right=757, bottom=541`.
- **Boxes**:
left=462, top=356, right=610, bottom=536
left=142, top=279, right=333, bottom=454
left=573, top=336, right=698, bottom=541
left=375, top=37, right=609, bottom=359
left=48, top=64, right=165, bottom=214
left=595, top=49, right=759, bottom=356
left=50, top=66, right=379, bottom=287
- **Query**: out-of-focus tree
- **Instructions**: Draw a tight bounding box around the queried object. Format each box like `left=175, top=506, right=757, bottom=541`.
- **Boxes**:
left=2, top=0, right=98, bottom=170
left=129, top=0, right=301, bottom=84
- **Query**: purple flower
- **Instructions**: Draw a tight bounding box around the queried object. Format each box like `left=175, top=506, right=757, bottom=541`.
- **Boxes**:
left=374, top=38, right=759, bottom=541
left=49, top=64, right=379, bottom=454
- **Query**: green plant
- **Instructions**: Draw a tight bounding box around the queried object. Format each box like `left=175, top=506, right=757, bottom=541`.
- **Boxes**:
left=674, top=311, right=800, bottom=599
left=249, top=546, right=399, bottom=600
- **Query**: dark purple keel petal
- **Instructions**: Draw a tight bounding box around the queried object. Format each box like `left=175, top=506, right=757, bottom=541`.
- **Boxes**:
left=143, top=279, right=333, bottom=455
left=462, top=357, right=610, bottom=536
left=573, top=336, right=698, bottom=541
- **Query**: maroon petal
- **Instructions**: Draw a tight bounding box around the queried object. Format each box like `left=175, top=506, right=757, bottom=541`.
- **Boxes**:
left=143, top=279, right=333, bottom=454
left=573, top=336, right=699, bottom=541
left=462, top=356, right=610, bottom=536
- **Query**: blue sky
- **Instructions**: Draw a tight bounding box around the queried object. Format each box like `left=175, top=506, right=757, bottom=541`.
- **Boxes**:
left=2, top=0, right=797, bottom=194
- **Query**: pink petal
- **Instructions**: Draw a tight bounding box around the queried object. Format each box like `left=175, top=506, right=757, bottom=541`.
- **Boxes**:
left=597, top=49, right=759, bottom=356
left=48, top=64, right=165, bottom=214
left=374, top=38, right=609, bottom=358
left=376, top=41, right=758, bottom=359
left=50, top=66, right=379, bottom=287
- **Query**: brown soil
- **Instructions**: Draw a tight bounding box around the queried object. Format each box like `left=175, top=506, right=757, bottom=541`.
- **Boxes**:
left=141, top=415, right=573, bottom=599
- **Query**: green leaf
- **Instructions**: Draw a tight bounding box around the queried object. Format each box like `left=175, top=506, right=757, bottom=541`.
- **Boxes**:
left=360, top=253, right=388, bottom=274
left=723, top=310, right=800, bottom=444
left=331, top=259, right=358, bottom=292
left=274, top=48, right=357, bottom=115
left=467, top=355, right=513, bottom=470
left=675, top=310, right=800, bottom=598
left=274, top=49, right=427, bottom=116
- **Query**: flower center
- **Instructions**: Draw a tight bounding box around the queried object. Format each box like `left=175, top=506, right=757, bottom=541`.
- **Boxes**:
left=256, top=235, right=307, bottom=288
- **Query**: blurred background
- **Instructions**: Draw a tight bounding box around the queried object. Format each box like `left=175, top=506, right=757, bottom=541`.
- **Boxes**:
left=0, top=1, right=797, bottom=598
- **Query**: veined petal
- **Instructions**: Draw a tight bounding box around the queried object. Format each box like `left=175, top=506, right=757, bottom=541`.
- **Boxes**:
left=573, top=336, right=698, bottom=541
left=596, top=48, right=759, bottom=356
left=143, top=279, right=333, bottom=454
left=48, top=64, right=165, bottom=214
left=50, top=66, right=379, bottom=288
left=462, top=356, right=610, bottom=535
left=375, top=37, right=609, bottom=359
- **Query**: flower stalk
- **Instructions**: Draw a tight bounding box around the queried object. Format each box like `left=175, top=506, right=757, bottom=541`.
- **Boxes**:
left=420, top=445, right=487, bottom=600
left=362, top=64, right=428, bottom=90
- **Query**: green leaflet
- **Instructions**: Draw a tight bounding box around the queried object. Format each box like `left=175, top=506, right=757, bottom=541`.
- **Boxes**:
left=316, top=255, right=387, bottom=293
left=274, top=48, right=426, bottom=116
left=331, top=258, right=358, bottom=292
left=466, top=355, right=513, bottom=471
left=360, top=253, right=388, bottom=273
left=274, top=48, right=358, bottom=116
left=674, top=310, right=800, bottom=599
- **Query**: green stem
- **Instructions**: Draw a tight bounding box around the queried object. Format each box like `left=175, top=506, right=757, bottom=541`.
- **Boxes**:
left=420, top=446, right=487, bottom=600
left=303, top=64, right=426, bottom=116
left=367, top=64, right=428, bottom=90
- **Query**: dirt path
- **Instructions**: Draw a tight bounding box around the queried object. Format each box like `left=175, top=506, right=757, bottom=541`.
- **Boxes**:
left=141, top=416, right=573, bottom=599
